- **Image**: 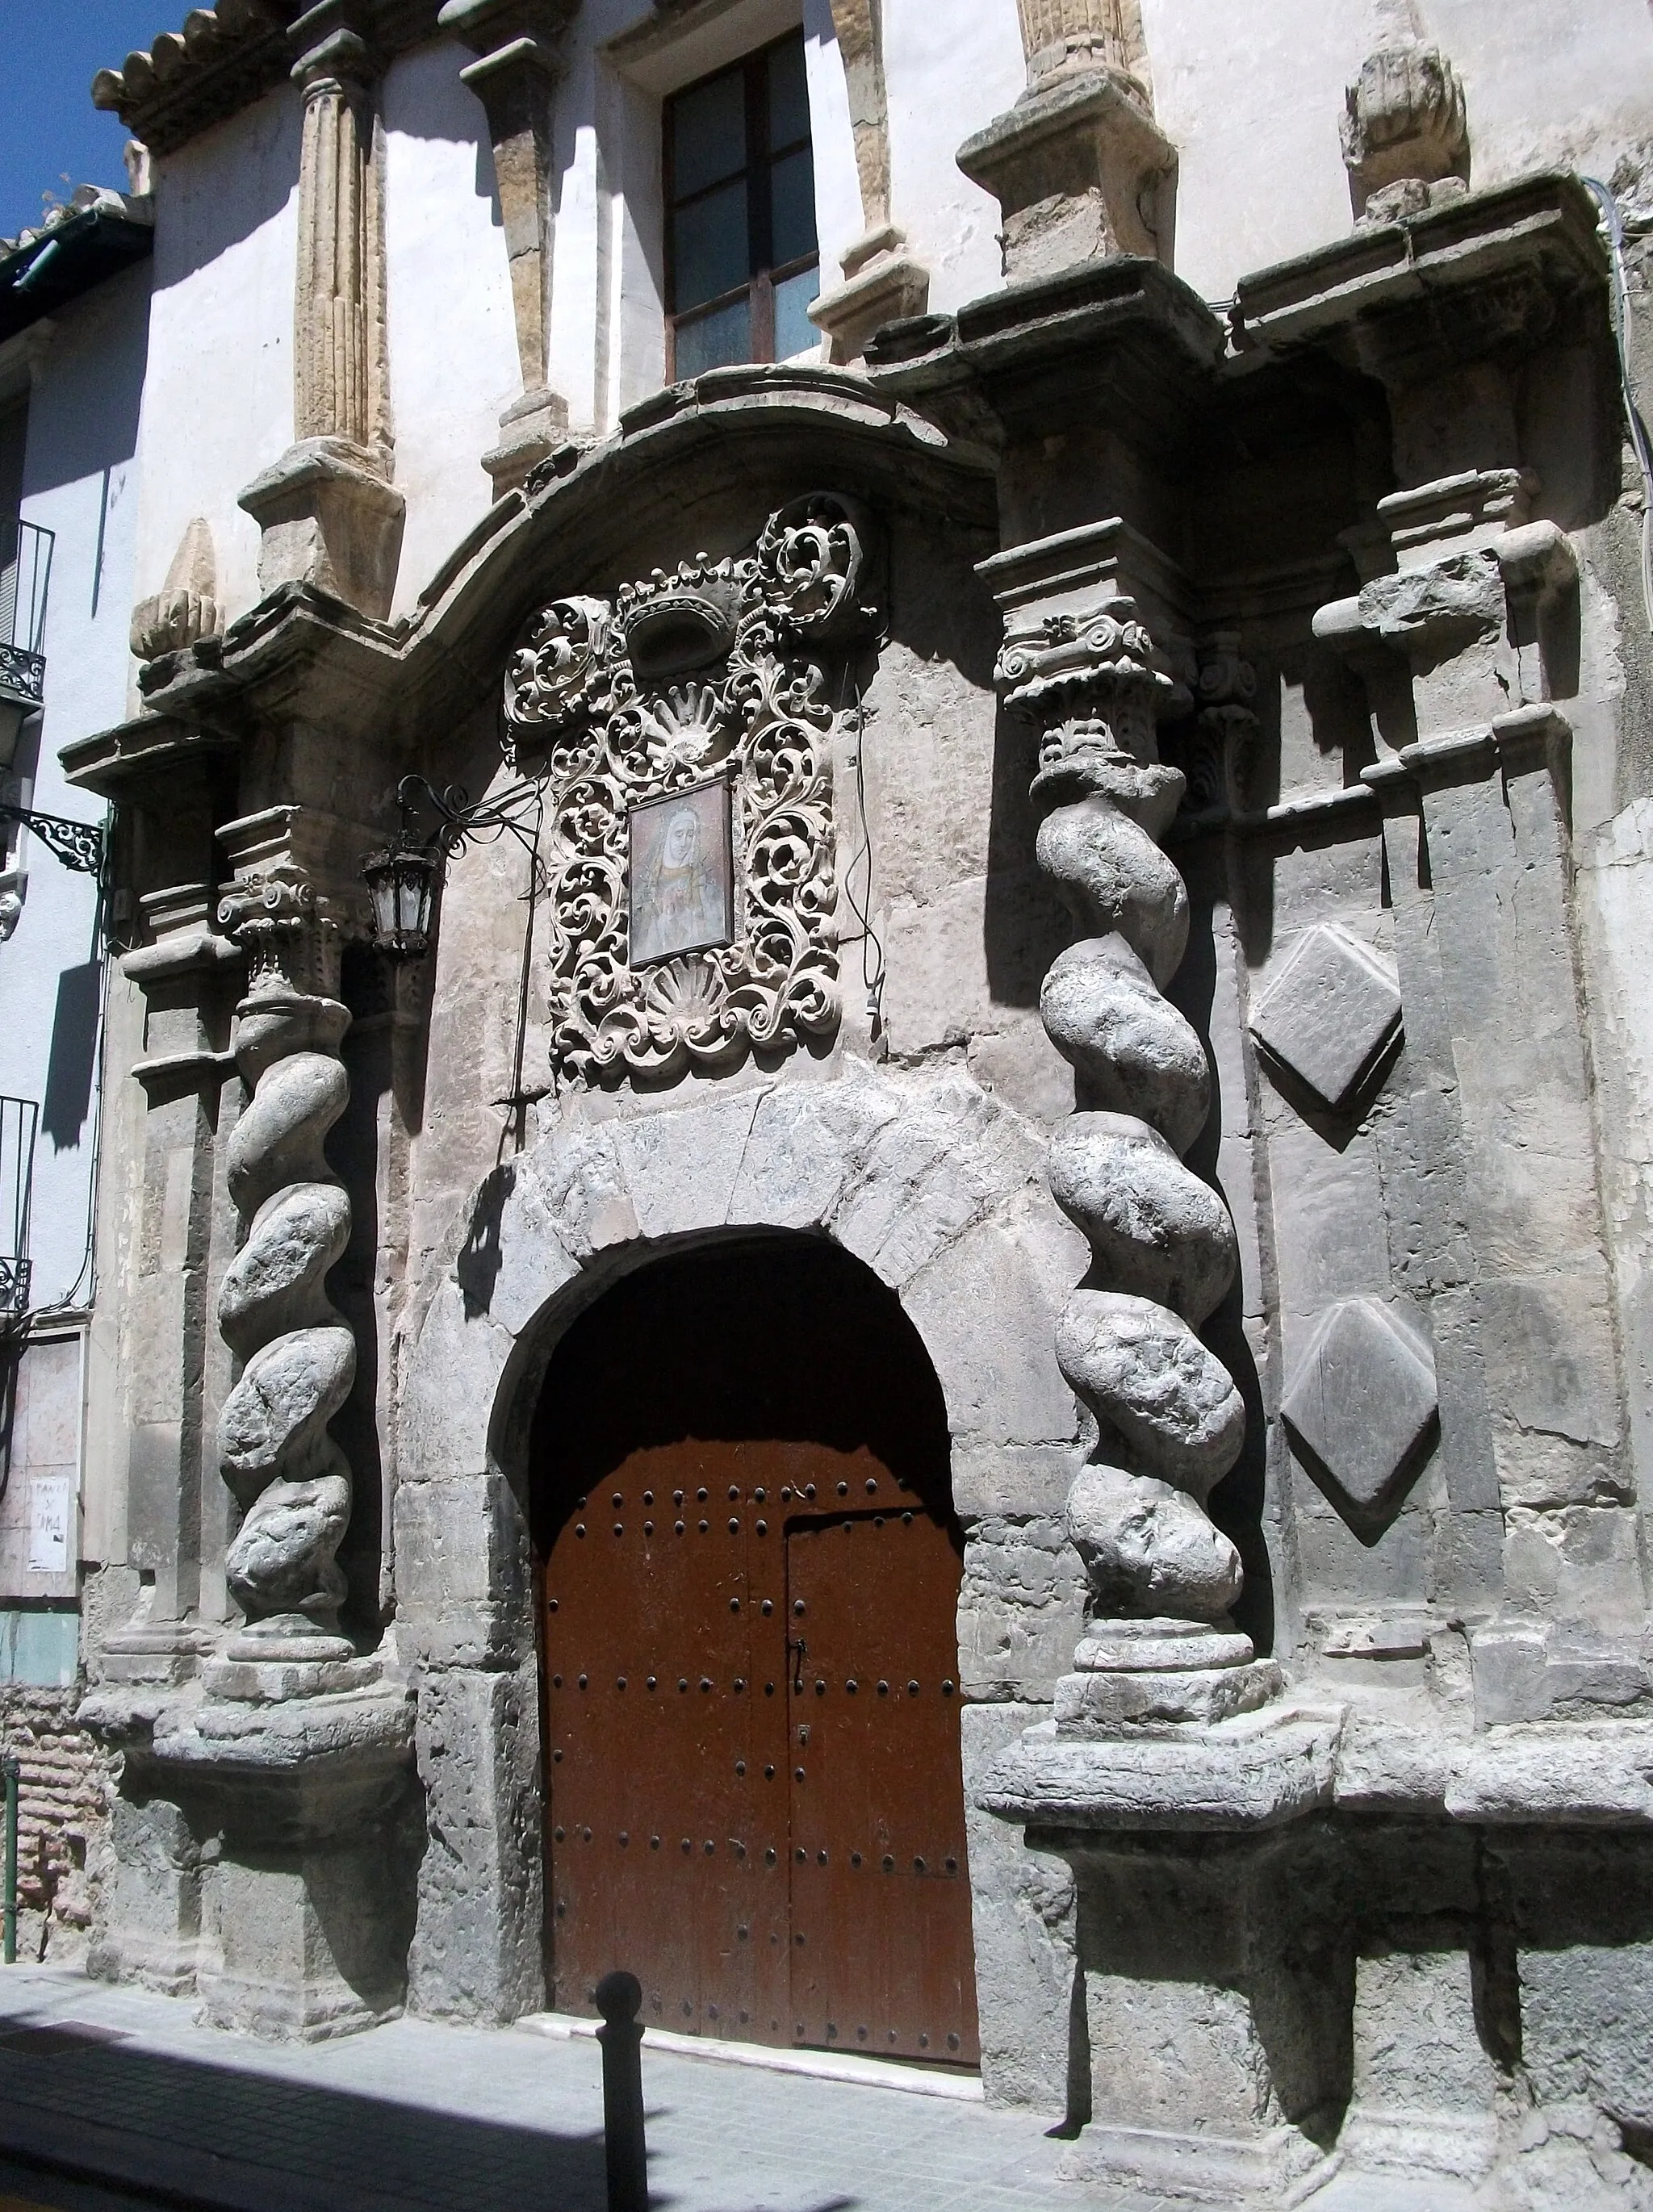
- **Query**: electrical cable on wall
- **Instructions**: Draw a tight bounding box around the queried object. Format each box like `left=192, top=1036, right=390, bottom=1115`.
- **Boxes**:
left=836, top=663, right=886, bottom=1040
left=1584, top=174, right=1653, bottom=638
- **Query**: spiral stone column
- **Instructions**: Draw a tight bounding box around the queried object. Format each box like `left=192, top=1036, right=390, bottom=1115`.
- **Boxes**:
left=986, top=527, right=1278, bottom=1728
left=214, top=876, right=357, bottom=1663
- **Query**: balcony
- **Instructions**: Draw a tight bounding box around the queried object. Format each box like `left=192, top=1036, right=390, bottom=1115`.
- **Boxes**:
left=0, top=518, right=52, bottom=767
left=0, top=1095, right=36, bottom=1324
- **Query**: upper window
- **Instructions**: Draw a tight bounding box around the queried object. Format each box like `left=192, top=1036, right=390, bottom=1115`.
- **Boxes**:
left=664, top=32, right=819, bottom=379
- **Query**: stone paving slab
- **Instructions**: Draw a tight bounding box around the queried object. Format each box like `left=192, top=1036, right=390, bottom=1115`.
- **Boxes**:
left=0, top=1969, right=1150, bottom=2212
left=0, top=1969, right=1475, bottom=2212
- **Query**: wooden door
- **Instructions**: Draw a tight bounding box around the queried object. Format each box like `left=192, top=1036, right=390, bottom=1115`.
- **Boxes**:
left=786, top=1506, right=977, bottom=2063
left=536, top=1239, right=978, bottom=2068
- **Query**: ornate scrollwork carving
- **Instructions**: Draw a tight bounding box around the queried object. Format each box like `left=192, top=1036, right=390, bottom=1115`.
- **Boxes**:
left=504, top=596, right=612, bottom=734
left=503, top=495, right=877, bottom=1085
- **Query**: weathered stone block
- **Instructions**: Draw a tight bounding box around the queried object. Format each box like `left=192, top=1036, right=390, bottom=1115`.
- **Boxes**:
left=198, top=1836, right=408, bottom=2039
left=409, top=1663, right=544, bottom=2023
left=1282, top=1296, right=1438, bottom=1529
left=1252, top=922, right=1401, bottom=1113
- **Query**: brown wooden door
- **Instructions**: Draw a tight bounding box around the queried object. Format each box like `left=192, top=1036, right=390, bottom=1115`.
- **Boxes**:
left=785, top=1504, right=978, bottom=2064
left=538, top=1257, right=979, bottom=2067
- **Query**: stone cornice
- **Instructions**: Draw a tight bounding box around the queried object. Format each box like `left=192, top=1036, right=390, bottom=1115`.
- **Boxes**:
left=62, top=364, right=991, bottom=798
left=1230, top=170, right=1607, bottom=378
left=865, top=253, right=1224, bottom=443
left=91, top=0, right=443, bottom=157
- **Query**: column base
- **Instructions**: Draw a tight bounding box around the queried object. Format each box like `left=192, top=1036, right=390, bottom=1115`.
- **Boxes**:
left=956, top=69, right=1176, bottom=283
left=483, top=385, right=571, bottom=500
left=808, top=226, right=931, bottom=365
left=238, top=437, right=405, bottom=621
left=978, top=1704, right=1342, bottom=1832
left=1057, top=2120, right=1337, bottom=2206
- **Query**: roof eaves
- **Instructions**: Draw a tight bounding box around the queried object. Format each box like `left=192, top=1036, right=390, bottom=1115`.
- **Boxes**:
left=0, top=195, right=156, bottom=343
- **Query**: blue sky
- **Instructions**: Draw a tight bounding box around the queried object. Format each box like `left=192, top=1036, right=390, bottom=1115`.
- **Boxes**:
left=2, top=5, right=163, bottom=243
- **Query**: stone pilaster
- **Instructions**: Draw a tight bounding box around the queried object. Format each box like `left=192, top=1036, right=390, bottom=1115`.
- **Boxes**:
left=439, top=0, right=577, bottom=495
left=239, top=5, right=404, bottom=618
left=807, top=0, right=930, bottom=366
left=956, top=0, right=1174, bottom=282
left=99, top=883, right=242, bottom=1687
left=1245, top=177, right=1638, bottom=1653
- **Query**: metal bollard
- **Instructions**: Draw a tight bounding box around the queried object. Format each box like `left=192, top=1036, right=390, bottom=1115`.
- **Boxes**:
left=2, top=1754, right=18, bottom=1965
left=594, top=1970, right=647, bottom=2212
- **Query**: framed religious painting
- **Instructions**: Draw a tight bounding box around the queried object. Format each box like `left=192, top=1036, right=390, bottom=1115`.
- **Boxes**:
left=627, top=778, right=735, bottom=968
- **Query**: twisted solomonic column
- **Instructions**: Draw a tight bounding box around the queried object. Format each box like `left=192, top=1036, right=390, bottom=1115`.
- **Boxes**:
left=989, top=544, right=1280, bottom=1729
left=215, top=881, right=356, bottom=1662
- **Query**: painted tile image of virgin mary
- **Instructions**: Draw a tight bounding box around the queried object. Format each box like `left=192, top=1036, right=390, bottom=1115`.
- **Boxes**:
left=627, top=780, right=735, bottom=967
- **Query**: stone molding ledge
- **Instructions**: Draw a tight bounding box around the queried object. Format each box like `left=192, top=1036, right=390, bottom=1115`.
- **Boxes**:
left=1230, top=170, right=1605, bottom=368
left=980, top=1702, right=1653, bottom=1834
left=978, top=1706, right=1344, bottom=1833
left=81, top=1675, right=413, bottom=1837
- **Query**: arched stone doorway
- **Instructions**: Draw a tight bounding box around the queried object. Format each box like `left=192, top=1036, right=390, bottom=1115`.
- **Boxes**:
left=531, top=1233, right=980, bottom=2067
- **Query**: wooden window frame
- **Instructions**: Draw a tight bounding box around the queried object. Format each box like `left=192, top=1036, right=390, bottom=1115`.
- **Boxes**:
left=663, top=29, right=818, bottom=379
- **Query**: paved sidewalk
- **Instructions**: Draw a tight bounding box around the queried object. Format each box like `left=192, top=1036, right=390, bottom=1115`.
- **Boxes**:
left=0, top=1967, right=1467, bottom=2212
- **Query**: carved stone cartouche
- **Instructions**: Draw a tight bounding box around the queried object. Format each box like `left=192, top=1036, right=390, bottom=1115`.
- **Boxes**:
left=503, top=493, right=877, bottom=1085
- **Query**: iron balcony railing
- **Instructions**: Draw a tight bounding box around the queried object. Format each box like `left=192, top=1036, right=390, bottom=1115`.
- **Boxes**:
left=0, top=518, right=52, bottom=721
left=0, top=1098, right=36, bottom=1322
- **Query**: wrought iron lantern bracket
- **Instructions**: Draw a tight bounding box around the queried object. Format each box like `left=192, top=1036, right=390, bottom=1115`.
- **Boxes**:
left=361, top=772, right=546, bottom=960
left=0, top=801, right=105, bottom=877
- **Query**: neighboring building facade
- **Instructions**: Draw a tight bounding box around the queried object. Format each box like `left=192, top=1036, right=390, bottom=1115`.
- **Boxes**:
left=44, top=0, right=1653, bottom=2202
left=0, top=182, right=153, bottom=1960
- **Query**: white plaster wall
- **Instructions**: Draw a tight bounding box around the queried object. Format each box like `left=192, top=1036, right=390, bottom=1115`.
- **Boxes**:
left=883, top=0, right=1023, bottom=316
left=1146, top=0, right=1653, bottom=305
left=383, top=40, right=521, bottom=616
left=802, top=0, right=863, bottom=292
left=1, top=266, right=147, bottom=1314
left=129, top=90, right=299, bottom=629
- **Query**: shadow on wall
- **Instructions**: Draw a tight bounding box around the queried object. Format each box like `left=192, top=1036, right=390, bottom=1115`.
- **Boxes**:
left=41, top=959, right=100, bottom=1152
left=1165, top=876, right=1274, bottom=1658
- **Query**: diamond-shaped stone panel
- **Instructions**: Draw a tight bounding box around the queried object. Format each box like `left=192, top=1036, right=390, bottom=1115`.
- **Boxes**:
left=1251, top=922, right=1402, bottom=1110
left=1282, top=1296, right=1437, bottom=1524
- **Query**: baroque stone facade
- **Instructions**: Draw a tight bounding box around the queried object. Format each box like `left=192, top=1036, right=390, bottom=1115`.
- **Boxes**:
left=44, top=0, right=1653, bottom=2205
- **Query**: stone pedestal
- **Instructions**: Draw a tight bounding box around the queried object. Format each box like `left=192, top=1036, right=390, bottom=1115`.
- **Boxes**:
left=84, top=1788, right=209, bottom=1997
left=482, top=384, right=571, bottom=500
left=239, top=438, right=404, bottom=621
left=957, top=69, right=1175, bottom=282
left=979, top=1706, right=1344, bottom=2202
left=86, top=1667, right=416, bottom=2039
left=1058, top=1829, right=1345, bottom=2202
left=808, top=224, right=931, bottom=366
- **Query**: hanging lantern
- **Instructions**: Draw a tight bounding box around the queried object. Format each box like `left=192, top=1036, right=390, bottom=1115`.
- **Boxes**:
left=362, top=837, right=440, bottom=959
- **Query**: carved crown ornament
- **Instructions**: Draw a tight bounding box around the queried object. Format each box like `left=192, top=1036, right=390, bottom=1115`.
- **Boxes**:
left=501, top=494, right=881, bottom=1085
